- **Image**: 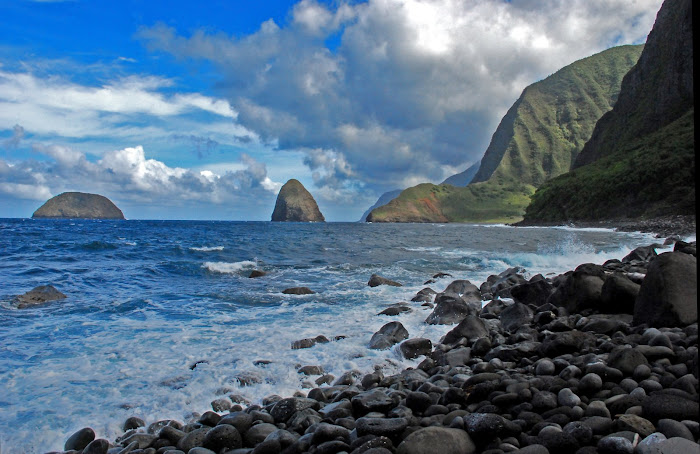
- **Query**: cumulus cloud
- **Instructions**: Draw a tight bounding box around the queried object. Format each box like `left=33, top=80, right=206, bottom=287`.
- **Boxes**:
left=139, top=0, right=662, bottom=194
left=0, top=143, right=281, bottom=215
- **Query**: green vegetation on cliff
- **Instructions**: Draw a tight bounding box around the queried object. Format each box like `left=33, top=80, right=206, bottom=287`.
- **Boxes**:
left=524, top=109, right=695, bottom=221
left=368, top=45, right=643, bottom=223
left=366, top=182, right=535, bottom=224
left=524, top=0, right=694, bottom=223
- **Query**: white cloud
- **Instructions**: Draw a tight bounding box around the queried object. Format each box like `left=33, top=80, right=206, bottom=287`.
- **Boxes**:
left=0, top=143, right=282, bottom=213
left=138, top=0, right=663, bottom=196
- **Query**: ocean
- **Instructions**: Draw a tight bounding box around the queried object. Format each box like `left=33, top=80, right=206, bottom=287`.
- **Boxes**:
left=0, top=219, right=689, bottom=452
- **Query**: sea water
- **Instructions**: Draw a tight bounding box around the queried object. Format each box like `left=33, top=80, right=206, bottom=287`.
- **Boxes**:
left=0, top=219, right=689, bottom=453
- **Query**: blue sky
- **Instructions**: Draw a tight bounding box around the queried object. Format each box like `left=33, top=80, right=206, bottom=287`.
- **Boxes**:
left=0, top=0, right=662, bottom=220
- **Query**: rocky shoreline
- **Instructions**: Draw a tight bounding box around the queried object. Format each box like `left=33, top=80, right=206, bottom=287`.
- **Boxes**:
left=512, top=215, right=697, bottom=238
left=49, top=235, right=697, bottom=454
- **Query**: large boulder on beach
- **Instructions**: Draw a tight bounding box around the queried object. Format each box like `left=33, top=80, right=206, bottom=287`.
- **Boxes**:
left=369, top=321, right=409, bottom=349
left=426, top=292, right=478, bottom=325
left=271, top=179, right=325, bottom=222
left=442, top=315, right=489, bottom=345
left=396, top=426, right=476, bottom=454
left=547, top=264, right=606, bottom=313
left=633, top=252, right=697, bottom=327
left=13, top=285, right=67, bottom=309
left=33, top=192, right=125, bottom=219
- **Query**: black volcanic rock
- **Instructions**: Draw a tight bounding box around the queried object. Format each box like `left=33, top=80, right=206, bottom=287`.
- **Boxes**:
left=271, top=179, right=325, bottom=222
left=32, top=192, right=124, bottom=219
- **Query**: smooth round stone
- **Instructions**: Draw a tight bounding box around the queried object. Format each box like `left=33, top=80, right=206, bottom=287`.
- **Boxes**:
left=559, top=365, right=582, bottom=380
left=355, top=417, right=408, bottom=438
left=532, top=391, right=558, bottom=411
left=579, top=373, right=603, bottom=393
left=558, top=388, right=581, bottom=408
left=177, top=427, right=208, bottom=452
left=639, top=379, right=663, bottom=393
left=637, top=432, right=667, bottom=454
left=396, top=426, right=476, bottom=454
left=188, top=448, right=216, bottom=454
left=657, top=437, right=700, bottom=454
left=657, top=419, right=695, bottom=441
left=82, top=439, right=109, bottom=454
left=585, top=400, right=611, bottom=418
left=123, top=417, right=146, bottom=431
left=597, top=435, right=634, bottom=454
left=563, top=421, right=593, bottom=445
left=536, top=360, right=556, bottom=376
left=65, top=427, right=96, bottom=451
left=633, top=365, right=652, bottom=381
left=619, top=378, right=638, bottom=393
left=629, top=387, right=647, bottom=399
left=615, top=414, right=655, bottom=438
left=203, top=424, right=242, bottom=451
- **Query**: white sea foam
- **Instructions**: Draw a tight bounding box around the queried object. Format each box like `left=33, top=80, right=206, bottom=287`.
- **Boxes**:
left=190, top=246, right=225, bottom=252
left=203, top=260, right=256, bottom=273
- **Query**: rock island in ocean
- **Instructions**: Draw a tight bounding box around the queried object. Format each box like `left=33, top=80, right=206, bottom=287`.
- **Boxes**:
left=32, top=192, right=125, bottom=220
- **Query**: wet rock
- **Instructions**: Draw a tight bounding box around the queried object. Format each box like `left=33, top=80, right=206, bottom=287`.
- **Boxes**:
left=15, top=284, right=67, bottom=308
left=249, top=270, right=267, bottom=278
left=355, top=417, right=408, bottom=439
left=378, top=304, right=412, bottom=316
left=396, top=426, right=476, bottom=454
left=425, top=292, right=475, bottom=325
left=270, top=397, right=320, bottom=423
left=623, top=246, right=657, bottom=263
left=633, top=252, right=697, bottom=327
left=510, top=279, right=554, bottom=307
left=282, top=287, right=316, bottom=295
left=442, top=315, right=489, bottom=345
left=368, top=274, right=402, bottom=287
left=608, top=346, right=649, bottom=375
left=369, top=321, right=409, bottom=350
left=298, top=365, right=323, bottom=375
left=412, top=287, right=437, bottom=302
left=291, top=335, right=329, bottom=350
left=547, top=265, right=605, bottom=313
left=600, top=273, right=640, bottom=314
left=539, top=331, right=596, bottom=357
left=656, top=418, right=695, bottom=441
left=352, top=389, right=396, bottom=416
left=203, top=424, right=242, bottom=451
left=399, top=338, right=432, bottom=359
left=244, top=423, right=278, bottom=447
left=177, top=427, right=208, bottom=452
left=123, top=417, right=145, bottom=432
left=500, top=302, right=534, bottom=333
left=65, top=427, right=96, bottom=451
left=82, top=439, right=109, bottom=454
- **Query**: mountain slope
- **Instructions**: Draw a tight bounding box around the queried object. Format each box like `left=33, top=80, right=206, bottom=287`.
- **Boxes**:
left=359, top=189, right=403, bottom=222
left=368, top=45, right=643, bottom=223
left=523, top=0, right=694, bottom=222
left=442, top=161, right=480, bottom=187
left=32, top=192, right=125, bottom=219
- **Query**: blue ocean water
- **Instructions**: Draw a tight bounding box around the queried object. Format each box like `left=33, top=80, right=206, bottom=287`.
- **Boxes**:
left=0, top=219, right=684, bottom=452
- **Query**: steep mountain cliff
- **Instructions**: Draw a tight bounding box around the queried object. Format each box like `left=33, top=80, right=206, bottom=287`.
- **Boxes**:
left=32, top=192, right=125, bottom=219
left=368, top=45, right=643, bottom=223
left=271, top=179, right=325, bottom=222
left=524, top=0, right=694, bottom=222
left=442, top=161, right=480, bottom=187
left=359, top=189, right=403, bottom=222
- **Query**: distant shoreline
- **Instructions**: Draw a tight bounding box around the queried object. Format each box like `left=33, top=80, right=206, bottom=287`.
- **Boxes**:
left=512, top=214, right=696, bottom=238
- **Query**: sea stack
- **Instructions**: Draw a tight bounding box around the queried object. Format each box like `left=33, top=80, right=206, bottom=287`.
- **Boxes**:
left=271, top=179, right=325, bottom=222
left=32, top=192, right=125, bottom=219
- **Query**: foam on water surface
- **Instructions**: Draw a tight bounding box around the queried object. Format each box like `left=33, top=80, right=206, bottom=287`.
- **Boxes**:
left=0, top=220, right=670, bottom=452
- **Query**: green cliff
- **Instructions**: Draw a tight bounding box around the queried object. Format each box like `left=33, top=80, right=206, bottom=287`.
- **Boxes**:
left=524, top=0, right=694, bottom=222
left=368, top=45, right=643, bottom=223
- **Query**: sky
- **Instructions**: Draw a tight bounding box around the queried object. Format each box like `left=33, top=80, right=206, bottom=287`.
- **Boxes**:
left=0, top=0, right=663, bottom=221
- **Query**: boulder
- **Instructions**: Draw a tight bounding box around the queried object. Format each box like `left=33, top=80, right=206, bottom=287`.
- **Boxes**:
left=442, top=315, right=489, bottom=345
left=547, top=264, right=605, bottom=313
left=425, top=293, right=475, bottom=325
left=14, top=285, right=67, bottom=309
left=271, top=179, right=325, bottom=222
left=399, top=338, right=432, bottom=359
left=368, top=274, right=402, bottom=287
left=369, top=321, right=409, bottom=350
left=633, top=252, right=697, bottom=327
left=510, top=279, right=554, bottom=307
left=282, top=287, right=315, bottom=295
left=396, top=426, right=476, bottom=454
left=500, top=302, right=534, bottom=333
left=600, top=273, right=640, bottom=314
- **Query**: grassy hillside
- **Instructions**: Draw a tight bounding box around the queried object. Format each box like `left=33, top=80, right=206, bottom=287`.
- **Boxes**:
left=368, top=45, right=643, bottom=223
left=366, top=182, right=535, bottom=224
left=524, top=0, right=694, bottom=223
left=524, top=109, right=695, bottom=221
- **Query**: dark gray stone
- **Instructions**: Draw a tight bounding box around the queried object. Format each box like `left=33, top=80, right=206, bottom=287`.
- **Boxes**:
left=177, top=428, right=208, bottom=451
left=203, top=424, right=242, bottom=451
left=355, top=417, right=408, bottom=438
left=352, top=389, right=396, bottom=416
left=82, top=439, right=109, bottom=454
left=642, top=393, right=700, bottom=422
left=399, top=338, right=432, bottom=359
left=64, top=428, right=96, bottom=451
left=396, top=426, right=476, bottom=454
left=634, top=252, right=697, bottom=327
left=600, top=273, right=640, bottom=314
left=369, top=322, right=409, bottom=350
left=500, top=302, right=534, bottom=333
left=425, top=292, right=475, bottom=325
left=442, top=315, right=489, bottom=345
left=368, top=274, right=402, bottom=287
